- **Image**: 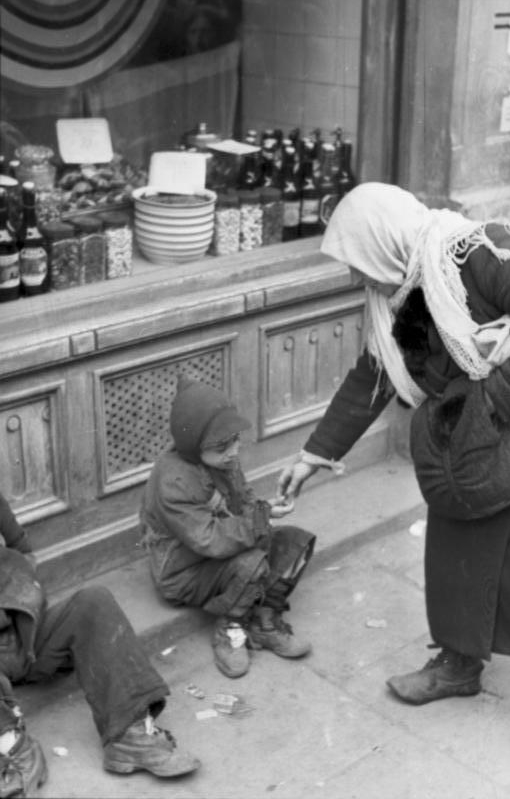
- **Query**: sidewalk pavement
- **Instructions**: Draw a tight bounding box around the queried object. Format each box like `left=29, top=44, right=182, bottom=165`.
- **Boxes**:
left=16, top=455, right=510, bottom=799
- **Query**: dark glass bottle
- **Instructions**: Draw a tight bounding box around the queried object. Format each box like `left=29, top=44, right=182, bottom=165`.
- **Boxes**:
left=337, top=140, right=357, bottom=199
left=0, top=156, right=6, bottom=176
left=318, top=143, right=340, bottom=231
left=331, top=126, right=343, bottom=184
left=281, top=146, right=300, bottom=241
left=260, top=138, right=280, bottom=188
left=310, top=128, right=323, bottom=181
left=299, top=156, right=321, bottom=237
left=0, top=187, right=20, bottom=302
left=238, top=152, right=261, bottom=190
left=18, top=181, right=48, bottom=296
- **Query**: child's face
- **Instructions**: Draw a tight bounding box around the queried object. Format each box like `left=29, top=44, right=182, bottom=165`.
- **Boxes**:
left=200, top=434, right=241, bottom=470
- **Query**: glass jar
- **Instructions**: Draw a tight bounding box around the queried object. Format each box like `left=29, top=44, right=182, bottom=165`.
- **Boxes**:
left=41, top=220, right=80, bottom=291
left=238, top=189, right=262, bottom=251
left=15, top=145, right=56, bottom=191
left=211, top=191, right=240, bottom=255
left=70, top=215, right=106, bottom=284
left=98, top=211, right=133, bottom=279
left=261, top=187, right=284, bottom=245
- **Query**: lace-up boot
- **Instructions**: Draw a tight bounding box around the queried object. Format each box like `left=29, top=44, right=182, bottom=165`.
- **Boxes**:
left=212, top=617, right=250, bottom=678
left=103, top=715, right=200, bottom=777
left=0, top=729, right=47, bottom=798
left=248, top=606, right=311, bottom=658
left=386, top=648, right=483, bottom=705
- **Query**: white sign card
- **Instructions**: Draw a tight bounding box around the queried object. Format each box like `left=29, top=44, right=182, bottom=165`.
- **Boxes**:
left=56, top=118, right=114, bottom=164
left=148, top=151, right=206, bottom=194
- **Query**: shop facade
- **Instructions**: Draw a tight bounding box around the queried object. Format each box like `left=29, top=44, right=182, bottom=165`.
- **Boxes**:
left=1, top=0, right=509, bottom=591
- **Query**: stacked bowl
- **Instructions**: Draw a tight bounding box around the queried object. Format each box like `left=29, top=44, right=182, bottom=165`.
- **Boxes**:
left=133, top=187, right=216, bottom=264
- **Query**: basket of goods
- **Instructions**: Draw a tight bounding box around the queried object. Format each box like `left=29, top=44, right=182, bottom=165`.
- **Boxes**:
left=57, top=154, right=147, bottom=218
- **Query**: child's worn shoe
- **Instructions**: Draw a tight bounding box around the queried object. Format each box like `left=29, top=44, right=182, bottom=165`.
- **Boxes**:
left=249, top=606, right=311, bottom=658
left=212, top=617, right=250, bottom=678
left=103, top=715, right=200, bottom=777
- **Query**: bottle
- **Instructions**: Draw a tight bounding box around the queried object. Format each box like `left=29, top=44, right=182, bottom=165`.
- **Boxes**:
left=0, top=187, right=20, bottom=302
left=318, top=143, right=340, bottom=231
left=299, top=155, right=321, bottom=237
left=18, top=181, right=48, bottom=296
left=238, top=152, right=261, bottom=190
left=260, top=138, right=280, bottom=188
left=310, top=128, right=323, bottom=181
left=0, top=156, right=6, bottom=176
left=281, top=146, right=300, bottom=241
left=331, top=126, right=343, bottom=185
left=337, top=140, right=357, bottom=199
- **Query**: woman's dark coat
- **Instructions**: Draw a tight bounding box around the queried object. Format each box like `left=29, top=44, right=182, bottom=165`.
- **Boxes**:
left=306, top=223, right=510, bottom=660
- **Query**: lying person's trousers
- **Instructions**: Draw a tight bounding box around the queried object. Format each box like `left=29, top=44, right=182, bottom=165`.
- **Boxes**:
left=154, top=525, right=316, bottom=618
left=0, top=586, right=169, bottom=744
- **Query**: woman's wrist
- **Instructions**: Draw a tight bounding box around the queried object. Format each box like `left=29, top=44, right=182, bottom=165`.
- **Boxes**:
left=298, top=449, right=345, bottom=475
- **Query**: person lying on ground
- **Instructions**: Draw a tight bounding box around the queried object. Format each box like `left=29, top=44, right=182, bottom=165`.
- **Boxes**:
left=0, top=490, right=200, bottom=798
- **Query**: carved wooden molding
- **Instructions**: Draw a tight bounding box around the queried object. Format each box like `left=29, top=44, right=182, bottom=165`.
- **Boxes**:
left=258, top=299, right=364, bottom=439
left=0, top=381, right=69, bottom=523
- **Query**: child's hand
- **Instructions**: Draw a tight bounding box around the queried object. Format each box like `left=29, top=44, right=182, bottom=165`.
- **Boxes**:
left=268, top=496, right=295, bottom=518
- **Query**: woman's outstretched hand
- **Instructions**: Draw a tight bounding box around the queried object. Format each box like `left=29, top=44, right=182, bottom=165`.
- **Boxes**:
left=277, top=459, right=318, bottom=501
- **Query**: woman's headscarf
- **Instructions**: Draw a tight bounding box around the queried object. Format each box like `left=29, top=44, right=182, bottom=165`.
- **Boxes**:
left=321, top=182, right=510, bottom=407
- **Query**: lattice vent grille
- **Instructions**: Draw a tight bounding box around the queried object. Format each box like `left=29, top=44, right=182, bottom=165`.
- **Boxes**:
left=102, top=349, right=225, bottom=478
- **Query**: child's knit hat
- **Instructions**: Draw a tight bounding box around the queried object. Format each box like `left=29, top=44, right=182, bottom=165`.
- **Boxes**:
left=170, top=374, right=251, bottom=463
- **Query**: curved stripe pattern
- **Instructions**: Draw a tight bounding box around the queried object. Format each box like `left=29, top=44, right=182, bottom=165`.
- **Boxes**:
left=1, top=0, right=166, bottom=88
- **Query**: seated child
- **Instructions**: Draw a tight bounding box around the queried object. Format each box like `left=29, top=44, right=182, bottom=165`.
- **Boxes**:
left=140, top=375, right=316, bottom=678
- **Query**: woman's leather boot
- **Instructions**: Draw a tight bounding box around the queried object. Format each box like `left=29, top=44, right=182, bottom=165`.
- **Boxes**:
left=386, top=648, right=483, bottom=704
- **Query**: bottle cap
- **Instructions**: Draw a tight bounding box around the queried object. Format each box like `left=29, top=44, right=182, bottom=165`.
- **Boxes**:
left=238, top=189, right=261, bottom=204
left=41, top=220, right=75, bottom=241
left=216, top=191, right=240, bottom=208
left=69, top=215, right=103, bottom=234
left=260, top=187, right=282, bottom=203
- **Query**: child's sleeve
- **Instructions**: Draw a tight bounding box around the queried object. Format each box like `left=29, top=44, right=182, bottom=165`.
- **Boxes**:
left=156, top=475, right=269, bottom=559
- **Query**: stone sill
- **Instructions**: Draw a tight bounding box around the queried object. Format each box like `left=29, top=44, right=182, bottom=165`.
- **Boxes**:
left=0, top=237, right=358, bottom=378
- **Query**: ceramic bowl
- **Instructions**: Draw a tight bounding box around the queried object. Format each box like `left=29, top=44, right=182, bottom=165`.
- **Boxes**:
left=132, top=186, right=216, bottom=264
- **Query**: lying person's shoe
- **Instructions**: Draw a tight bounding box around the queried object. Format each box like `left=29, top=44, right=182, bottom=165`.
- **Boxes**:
left=249, top=606, right=311, bottom=658
left=0, top=729, right=47, bottom=798
left=103, top=715, right=200, bottom=777
left=386, top=647, right=483, bottom=705
left=212, top=617, right=250, bottom=678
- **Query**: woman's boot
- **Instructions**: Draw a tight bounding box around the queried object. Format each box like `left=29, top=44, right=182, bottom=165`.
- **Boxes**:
left=386, top=648, right=483, bottom=704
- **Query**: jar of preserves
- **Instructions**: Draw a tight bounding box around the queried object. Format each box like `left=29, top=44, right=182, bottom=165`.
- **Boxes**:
left=239, top=189, right=262, bottom=251
left=211, top=191, right=240, bottom=255
left=15, top=145, right=56, bottom=191
left=98, top=211, right=133, bottom=279
left=70, top=215, right=106, bottom=284
left=41, top=220, right=80, bottom=291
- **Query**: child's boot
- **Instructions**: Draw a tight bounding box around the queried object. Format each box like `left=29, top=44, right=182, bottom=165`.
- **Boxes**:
left=249, top=606, right=311, bottom=658
left=212, top=617, right=250, bottom=678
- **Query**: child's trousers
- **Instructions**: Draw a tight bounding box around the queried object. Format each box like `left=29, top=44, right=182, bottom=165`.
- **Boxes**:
left=153, top=525, right=316, bottom=618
